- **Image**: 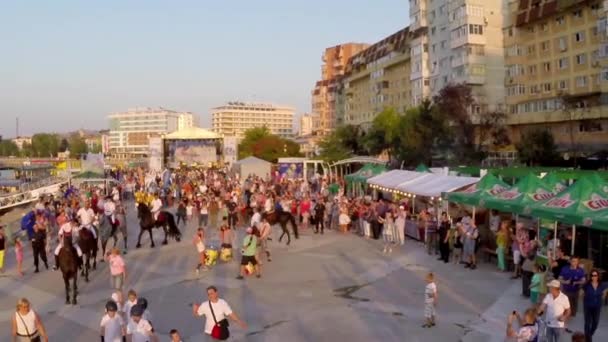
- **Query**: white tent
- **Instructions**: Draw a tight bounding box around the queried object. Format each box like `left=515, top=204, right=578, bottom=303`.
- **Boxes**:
left=396, top=174, right=479, bottom=198
left=367, top=170, right=426, bottom=189
left=232, top=156, right=272, bottom=179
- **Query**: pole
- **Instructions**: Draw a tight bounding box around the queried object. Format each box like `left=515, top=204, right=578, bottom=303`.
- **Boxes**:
left=472, top=206, right=476, bottom=221
left=553, top=221, right=558, bottom=257
left=571, top=224, right=576, bottom=257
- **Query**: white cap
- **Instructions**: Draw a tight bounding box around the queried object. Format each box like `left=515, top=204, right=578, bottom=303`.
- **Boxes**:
left=547, top=280, right=561, bottom=288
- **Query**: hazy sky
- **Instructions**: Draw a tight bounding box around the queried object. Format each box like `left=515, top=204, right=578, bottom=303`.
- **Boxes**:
left=0, top=0, right=408, bottom=138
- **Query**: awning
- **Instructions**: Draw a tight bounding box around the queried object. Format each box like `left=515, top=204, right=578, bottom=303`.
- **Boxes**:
left=396, top=174, right=479, bottom=198
left=367, top=170, right=426, bottom=189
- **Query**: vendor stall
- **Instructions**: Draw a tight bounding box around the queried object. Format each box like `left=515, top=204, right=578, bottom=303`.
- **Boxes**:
left=345, top=164, right=386, bottom=197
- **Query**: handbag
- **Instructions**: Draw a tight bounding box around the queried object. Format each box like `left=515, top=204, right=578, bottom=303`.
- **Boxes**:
left=16, top=312, right=41, bottom=342
left=209, top=301, right=230, bottom=340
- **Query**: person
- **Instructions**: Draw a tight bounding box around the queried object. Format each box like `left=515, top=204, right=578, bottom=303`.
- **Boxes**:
left=250, top=207, right=261, bottom=230
left=258, top=216, right=272, bottom=262
left=76, top=201, right=97, bottom=239
left=104, top=196, right=118, bottom=234
left=538, top=280, right=571, bottom=342
left=53, top=218, right=83, bottom=270
left=451, top=223, right=463, bottom=264
left=0, top=225, right=5, bottom=273
left=581, top=269, right=608, bottom=342
left=100, top=300, right=126, bottom=342
left=394, top=206, right=406, bottom=245
left=14, top=238, right=24, bottom=277
left=438, top=212, right=450, bottom=263
left=124, top=289, right=138, bottom=323
left=313, top=198, right=325, bottom=234
left=338, top=204, right=351, bottom=234
left=425, top=211, right=438, bottom=256
left=511, top=224, right=523, bottom=279
left=106, top=247, right=127, bottom=291
left=558, top=256, right=586, bottom=318
left=127, top=304, right=158, bottom=342
left=192, top=286, right=247, bottom=339
left=169, top=329, right=183, bottom=342
left=422, top=272, right=437, bottom=328
left=32, top=222, right=49, bottom=273
left=199, top=199, right=208, bottom=228
left=550, top=247, right=569, bottom=280
left=11, top=298, right=49, bottom=342
left=220, top=224, right=233, bottom=250
left=461, top=221, right=479, bottom=270
left=150, top=194, right=163, bottom=222
left=529, top=264, right=543, bottom=304
left=505, top=308, right=538, bottom=341
left=176, top=201, right=187, bottom=226
left=381, top=211, right=395, bottom=254
left=194, top=228, right=207, bottom=273
left=571, top=331, right=586, bottom=342
left=236, top=227, right=260, bottom=279
left=496, top=221, right=510, bottom=272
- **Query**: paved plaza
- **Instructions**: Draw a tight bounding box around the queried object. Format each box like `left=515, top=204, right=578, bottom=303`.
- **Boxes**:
left=1, top=204, right=607, bottom=341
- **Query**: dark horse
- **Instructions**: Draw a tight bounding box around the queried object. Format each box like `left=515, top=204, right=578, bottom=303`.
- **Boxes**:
left=98, top=214, right=127, bottom=258
left=78, top=227, right=98, bottom=282
left=262, top=211, right=299, bottom=245
left=57, top=239, right=79, bottom=305
left=136, top=203, right=181, bottom=248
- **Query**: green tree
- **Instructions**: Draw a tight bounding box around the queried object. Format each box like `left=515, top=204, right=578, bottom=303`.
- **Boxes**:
left=238, top=126, right=271, bottom=159
left=0, top=140, right=19, bottom=156
left=59, top=138, right=69, bottom=152
left=68, top=134, right=88, bottom=158
left=317, top=130, right=352, bottom=162
left=250, top=135, right=301, bottom=162
left=31, top=133, right=60, bottom=157
left=516, top=129, right=559, bottom=166
left=364, top=108, right=401, bottom=160
left=89, top=143, right=102, bottom=154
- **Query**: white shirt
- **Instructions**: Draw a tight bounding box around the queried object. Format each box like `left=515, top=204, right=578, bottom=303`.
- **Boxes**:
left=123, top=299, right=137, bottom=322
left=251, top=212, right=261, bottom=228
left=196, top=299, right=233, bottom=334
left=100, top=313, right=124, bottom=342
left=425, top=282, right=437, bottom=304
left=77, top=208, right=95, bottom=226
left=59, top=222, right=75, bottom=239
left=14, top=310, right=37, bottom=336
left=104, top=201, right=116, bottom=216
left=542, top=292, right=571, bottom=328
left=151, top=199, right=162, bottom=213
left=126, top=318, right=154, bottom=342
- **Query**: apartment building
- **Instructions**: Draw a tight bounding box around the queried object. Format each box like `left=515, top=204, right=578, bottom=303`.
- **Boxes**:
left=211, top=102, right=295, bottom=139
left=299, top=114, right=320, bottom=136
left=409, top=0, right=508, bottom=118
left=339, top=27, right=412, bottom=128
left=311, top=43, right=369, bottom=133
left=504, top=0, right=608, bottom=152
left=108, top=107, right=195, bottom=158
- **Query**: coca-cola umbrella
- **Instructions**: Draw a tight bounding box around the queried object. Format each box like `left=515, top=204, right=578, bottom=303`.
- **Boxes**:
left=482, top=173, right=557, bottom=216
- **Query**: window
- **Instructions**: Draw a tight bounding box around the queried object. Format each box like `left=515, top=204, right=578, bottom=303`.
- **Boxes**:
left=558, top=37, right=568, bottom=51
left=576, top=76, right=587, bottom=87
left=580, top=121, right=602, bottom=132
left=572, top=10, right=583, bottom=19
left=556, top=16, right=565, bottom=26
left=558, top=79, right=568, bottom=90
left=592, top=27, right=598, bottom=36
left=541, top=40, right=550, bottom=51
left=558, top=57, right=569, bottom=69
left=530, top=84, right=539, bottom=94
left=541, top=22, right=549, bottom=31
left=528, top=65, right=537, bottom=75
left=469, top=24, right=483, bottom=35
left=441, top=40, right=447, bottom=49
left=576, top=53, right=586, bottom=65
left=528, top=45, right=536, bottom=55
left=574, top=31, right=585, bottom=42
left=542, top=82, right=552, bottom=92
left=543, top=62, right=551, bottom=72
left=431, top=27, right=436, bottom=35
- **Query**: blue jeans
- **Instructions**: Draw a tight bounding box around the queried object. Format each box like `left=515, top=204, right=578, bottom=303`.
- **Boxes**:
left=546, top=327, right=563, bottom=342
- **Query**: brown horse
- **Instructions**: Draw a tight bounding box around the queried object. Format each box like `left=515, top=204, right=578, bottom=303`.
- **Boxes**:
left=78, top=227, right=98, bottom=282
left=262, top=211, right=299, bottom=245
left=57, top=239, right=79, bottom=305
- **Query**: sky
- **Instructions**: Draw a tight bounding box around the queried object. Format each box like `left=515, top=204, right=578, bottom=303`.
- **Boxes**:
left=0, top=0, right=408, bottom=138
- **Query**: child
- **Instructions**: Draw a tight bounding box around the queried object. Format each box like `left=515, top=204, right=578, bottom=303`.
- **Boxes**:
left=14, top=238, right=23, bottom=276
left=423, top=272, right=438, bottom=328
left=106, top=248, right=127, bottom=291
left=169, top=329, right=183, bottom=342
left=100, top=300, right=126, bottom=342
left=451, top=223, right=463, bottom=264
left=123, top=289, right=138, bottom=323
left=126, top=305, right=156, bottom=342
left=381, top=211, right=395, bottom=254
left=529, top=264, right=543, bottom=304
left=0, top=225, right=5, bottom=273
left=193, top=228, right=207, bottom=273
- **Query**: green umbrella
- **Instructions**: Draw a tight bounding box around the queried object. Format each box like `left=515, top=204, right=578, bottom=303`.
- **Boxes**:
left=529, top=176, right=608, bottom=228
left=446, top=173, right=510, bottom=206
left=483, top=174, right=556, bottom=215
left=541, top=172, right=568, bottom=194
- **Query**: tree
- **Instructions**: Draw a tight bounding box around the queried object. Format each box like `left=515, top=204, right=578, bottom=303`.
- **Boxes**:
left=516, top=129, right=559, bottom=166
left=238, top=126, right=272, bottom=159
left=31, top=133, right=60, bottom=157
left=89, top=143, right=102, bottom=154
left=59, top=138, right=69, bottom=153
left=477, top=110, right=511, bottom=151
left=316, top=125, right=368, bottom=163
left=251, top=135, right=301, bottom=162
left=68, top=134, right=88, bottom=158
left=364, top=108, right=401, bottom=160
left=0, top=140, right=19, bottom=156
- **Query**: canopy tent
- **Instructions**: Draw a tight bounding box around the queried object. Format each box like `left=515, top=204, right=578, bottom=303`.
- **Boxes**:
left=529, top=176, right=608, bottom=229
left=541, top=172, right=568, bottom=194
left=232, top=156, right=272, bottom=179
left=163, top=126, right=221, bottom=140
left=345, top=164, right=387, bottom=184
left=415, top=163, right=431, bottom=173
left=396, top=173, right=479, bottom=198
left=367, top=170, right=426, bottom=190
left=482, top=174, right=556, bottom=215
left=445, top=173, right=510, bottom=206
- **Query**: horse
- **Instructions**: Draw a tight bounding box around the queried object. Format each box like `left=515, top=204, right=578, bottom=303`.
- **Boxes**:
left=98, top=213, right=127, bottom=257
left=57, top=239, right=79, bottom=305
left=78, top=227, right=98, bottom=282
left=136, top=203, right=181, bottom=248
left=262, top=210, right=299, bottom=245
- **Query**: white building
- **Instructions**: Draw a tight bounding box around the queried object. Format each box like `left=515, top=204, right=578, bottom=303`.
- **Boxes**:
left=108, top=107, right=195, bottom=158
left=299, top=114, right=320, bottom=136
left=410, top=0, right=507, bottom=115
left=211, top=102, right=295, bottom=139
left=11, top=136, right=31, bottom=150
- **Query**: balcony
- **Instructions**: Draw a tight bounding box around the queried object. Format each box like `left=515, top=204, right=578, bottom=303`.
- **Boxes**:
left=451, top=34, right=486, bottom=49
left=410, top=11, right=427, bottom=32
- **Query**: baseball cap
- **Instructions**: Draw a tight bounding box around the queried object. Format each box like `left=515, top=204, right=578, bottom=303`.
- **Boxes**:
left=547, top=280, right=561, bottom=288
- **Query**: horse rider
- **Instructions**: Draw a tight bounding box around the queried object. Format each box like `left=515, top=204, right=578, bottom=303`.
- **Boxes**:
left=264, top=192, right=274, bottom=214
left=54, top=217, right=83, bottom=270
left=150, top=193, right=163, bottom=222
left=76, top=200, right=97, bottom=240
left=103, top=196, right=118, bottom=234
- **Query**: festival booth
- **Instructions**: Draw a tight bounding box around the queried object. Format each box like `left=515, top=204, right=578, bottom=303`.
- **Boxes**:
left=232, top=156, right=272, bottom=180
left=345, top=164, right=387, bottom=197
left=163, top=127, right=222, bottom=169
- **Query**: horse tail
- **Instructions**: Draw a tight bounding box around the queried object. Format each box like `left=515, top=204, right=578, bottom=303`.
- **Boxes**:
left=290, top=213, right=299, bottom=239
left=165, top=213, right=181, bottom=240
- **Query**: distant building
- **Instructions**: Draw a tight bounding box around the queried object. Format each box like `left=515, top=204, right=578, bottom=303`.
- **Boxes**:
left=311, top=43, right=369, bottom=133
left=11, top=137, right=31, bottom=150
left=299, top=114, right=320, bottom=136
left=108, top=107, right=196, bottom=158
left=211, top=102, right=295, bottom=139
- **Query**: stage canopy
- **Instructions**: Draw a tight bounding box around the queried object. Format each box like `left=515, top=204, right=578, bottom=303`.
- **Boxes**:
left=232, top=156, right=272, bottom=179
left=367, top=170, right=425, bottom=190
left=396, top=174, right=479, bottom=198
left=164, top=127, right=220, bottom=140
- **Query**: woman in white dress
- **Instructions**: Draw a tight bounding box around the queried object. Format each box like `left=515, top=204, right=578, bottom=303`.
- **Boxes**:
left=11, top=298, right=48, bottom=342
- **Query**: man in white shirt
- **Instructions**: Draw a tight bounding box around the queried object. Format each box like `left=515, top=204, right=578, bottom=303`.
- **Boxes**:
left=127, top=304, right=157, bottom=342
left=54, top=218, right=83, bottom=269
left=250, top=208, right=261, bottom=229
left=76, top=201, right=97, bottom=239
left=538, top=280, right=571, bottom=342
left=192, top=286, right=247, bottom=337
left=150, top=195, right=163, bottom=222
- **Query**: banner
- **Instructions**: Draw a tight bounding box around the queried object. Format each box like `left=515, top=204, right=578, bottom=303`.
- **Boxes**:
left=148, top=137, right=163, bottom=172
left=278, top=162, right=303, bottom=179
left=82, top=153, right=105, bottom=174
left=165, top=139, right=217, bottom=167
left=223, top=137, right=238, bottom=165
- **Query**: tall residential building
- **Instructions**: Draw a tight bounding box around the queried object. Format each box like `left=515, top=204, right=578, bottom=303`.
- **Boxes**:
left=299, top=114, right=320, bottom=136
left=340, top=27, right=412, bottom=128
left=311, top=43, right=369, bottom=133
left=504, top=0, right=608, bottom=152
left=410, top=0, right=507, bottom=115
left=108, top=107, right=194, bottom=158
left=211, top=102, right=295, bottom=139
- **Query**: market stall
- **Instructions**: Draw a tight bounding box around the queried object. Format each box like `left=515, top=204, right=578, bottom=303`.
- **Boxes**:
left=345, top=164, right=387, bottom=197
left=232, top=156, right=272, bottom=179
